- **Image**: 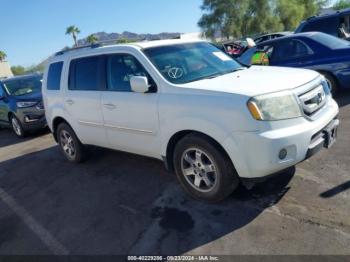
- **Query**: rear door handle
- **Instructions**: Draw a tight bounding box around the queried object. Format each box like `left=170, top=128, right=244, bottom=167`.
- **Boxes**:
left=66, top=99, right=75, bottom=105
left=103, top=103, right=117, bottom=110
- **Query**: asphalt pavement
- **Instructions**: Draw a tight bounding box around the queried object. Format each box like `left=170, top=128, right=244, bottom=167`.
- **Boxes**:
left=0, top=92, right=349, bottom=255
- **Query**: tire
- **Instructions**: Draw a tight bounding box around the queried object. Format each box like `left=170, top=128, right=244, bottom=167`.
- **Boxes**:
left=10, top=115, right=26, bottom=138
left=173, top=134, right=239, bottom=202
left=322, top=72, right=338, bottom=96
left=57, top=123, right=85, bottom=163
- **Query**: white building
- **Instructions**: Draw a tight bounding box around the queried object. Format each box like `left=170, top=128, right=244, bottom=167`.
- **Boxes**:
left=0, top=61, right=13, bottom=79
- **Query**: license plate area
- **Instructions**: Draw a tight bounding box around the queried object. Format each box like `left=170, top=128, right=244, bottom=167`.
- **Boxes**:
left=323, top=119, right=339, bottom=149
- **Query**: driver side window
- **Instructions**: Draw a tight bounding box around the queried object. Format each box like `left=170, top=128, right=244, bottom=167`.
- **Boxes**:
left=107, top=54, right=156, bottom=92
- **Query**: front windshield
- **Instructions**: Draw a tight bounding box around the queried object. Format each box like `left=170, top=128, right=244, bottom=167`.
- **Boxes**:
left=310, top=33, right=350, bottom=49
left=143, top=42, right=243, bottom=84
left=3, top=76, right=42, bottom=96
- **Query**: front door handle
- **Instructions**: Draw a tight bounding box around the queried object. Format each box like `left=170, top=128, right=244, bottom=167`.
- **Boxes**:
left=103, top=103, right=117, bottom=110
left=66, top=99, right=75, bottom=105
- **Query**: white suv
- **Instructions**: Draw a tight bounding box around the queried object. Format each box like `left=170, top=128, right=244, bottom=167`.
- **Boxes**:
left=43, top=39, right=339, bottom=202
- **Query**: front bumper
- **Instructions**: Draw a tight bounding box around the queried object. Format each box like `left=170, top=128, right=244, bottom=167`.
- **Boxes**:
left=22, top=114, right=47, bottom=131
left=15, top=107, right=47, bottom=131
left=223, top=99, right=339, bottom=179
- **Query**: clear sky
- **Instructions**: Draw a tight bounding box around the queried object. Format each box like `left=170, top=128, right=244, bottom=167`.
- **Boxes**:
left=0, top=0, right=203, bottom=66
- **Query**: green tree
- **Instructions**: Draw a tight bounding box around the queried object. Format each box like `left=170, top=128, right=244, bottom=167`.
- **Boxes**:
left=66, top=25, right=81, bottom=46
left=333, top=0, right=350, bottom=10
left=245, top=0, right=283, bottom=36
left=11, top=66, right=25, bottom=75
left=116, top=38, right=136, bottom=44
left=198, top=0, right=250, bottom=39
left=276, top=0, right=305, bottom=31
left=0, top=51, right=7, bottom=62
left=87, top=34, right=98, bottom=44
left=198, top=0, right=329, bottom=39
left=299, top=0, right=328, bottom=18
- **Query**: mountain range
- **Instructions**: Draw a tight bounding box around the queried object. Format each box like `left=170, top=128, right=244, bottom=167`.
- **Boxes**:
left=77, top=31, right=181, bottom=45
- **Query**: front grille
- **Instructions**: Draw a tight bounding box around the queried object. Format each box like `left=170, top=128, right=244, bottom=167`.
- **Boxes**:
left=298, top=85, right=327, bottom=117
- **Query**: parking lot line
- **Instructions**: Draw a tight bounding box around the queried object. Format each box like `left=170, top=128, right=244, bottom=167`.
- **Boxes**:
left=0, top=187, right=69, bottom=255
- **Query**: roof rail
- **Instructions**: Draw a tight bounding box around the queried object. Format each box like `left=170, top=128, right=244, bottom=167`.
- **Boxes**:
left=307, top=15, right=317, bottom=20
left=54, top=44, right=101, bottom=56
left=54, top=38, right=142, bottom=56
left=337, top=7, right=350, bottom=13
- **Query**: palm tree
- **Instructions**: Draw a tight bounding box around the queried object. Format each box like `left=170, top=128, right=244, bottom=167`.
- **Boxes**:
left=0, top=51, right=7, bottom=62
left=66, top=25, right=81, bottom=47
left=87, top=34, right=98, bottom=44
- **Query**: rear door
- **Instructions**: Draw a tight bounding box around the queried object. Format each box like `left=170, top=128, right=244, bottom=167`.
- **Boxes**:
left=100, top=53, right=160, bottom=158
left=64, top=55, right=108, bottom=147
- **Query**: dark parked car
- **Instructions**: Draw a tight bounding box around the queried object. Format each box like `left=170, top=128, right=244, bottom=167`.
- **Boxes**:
left=0, top=74, right=46, bottom=137
left=253, top=31, right=292, bottom=44
left=238, top=32, right=350, bottom=94
left=295, top=8, right=350, bottom=40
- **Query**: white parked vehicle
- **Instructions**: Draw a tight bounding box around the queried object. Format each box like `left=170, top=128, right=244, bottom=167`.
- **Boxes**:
left=43, top=39, right=339, bottom=202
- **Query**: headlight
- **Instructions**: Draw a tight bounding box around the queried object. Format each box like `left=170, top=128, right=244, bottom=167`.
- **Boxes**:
left=16, top=101, right=38, bottom=108
left=247, top=91, right=302, bottom=121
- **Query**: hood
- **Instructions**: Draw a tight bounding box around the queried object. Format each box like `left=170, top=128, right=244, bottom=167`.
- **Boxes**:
left=12, top=91, right=42, bottom=101
left=180, top=66, right=320, bottom=97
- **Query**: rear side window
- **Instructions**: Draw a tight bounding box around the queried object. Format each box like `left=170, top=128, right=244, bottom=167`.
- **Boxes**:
left=47, top=62, right=63, bottom=90
left=271, top=39, right=312, bottom=62
left=69, top=56, right=102, bottom=91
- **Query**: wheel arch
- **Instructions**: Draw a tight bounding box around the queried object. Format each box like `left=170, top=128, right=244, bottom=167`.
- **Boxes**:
left=8, top=112, right=14, bottom=122
left=317, top=70, right=339, bottom=89
left=164, top=130, right=235, bottom=173
left=52, top=116, right=73, bottom=142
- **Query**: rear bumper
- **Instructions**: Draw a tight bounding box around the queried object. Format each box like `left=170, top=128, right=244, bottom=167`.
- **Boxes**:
left=223, top=99, right=339, bottom=179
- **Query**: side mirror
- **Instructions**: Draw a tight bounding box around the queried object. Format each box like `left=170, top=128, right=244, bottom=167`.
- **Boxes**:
left=130, top=76, right=150, bottom=93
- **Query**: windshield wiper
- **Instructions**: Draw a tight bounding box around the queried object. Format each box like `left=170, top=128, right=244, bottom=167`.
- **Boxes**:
left=192, top=72, right=224, bottom=81
left=191, top=67, right=246, bottom=82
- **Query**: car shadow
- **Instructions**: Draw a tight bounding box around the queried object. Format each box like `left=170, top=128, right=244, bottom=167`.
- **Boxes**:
left=0, top=146, right=294, bottom=255
left=334, top=89, right=350, bottom=108
left=0, top=128, right=50, bottom=148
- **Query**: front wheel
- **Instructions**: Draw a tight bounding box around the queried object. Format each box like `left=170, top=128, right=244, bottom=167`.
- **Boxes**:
left=11, top=115, right=25, bottom=138
left=322, top=72, right=338, bottom=96
left=173, top=134, right=239, bottom=202
left=57, top=123, right=85, bottom=163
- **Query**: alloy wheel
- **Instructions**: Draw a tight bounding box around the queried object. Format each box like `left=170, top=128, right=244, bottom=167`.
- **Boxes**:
left=181, top=148, right=218, bottom=192
left=11, top=117, right=22, bottom=136
left=60, top=130, right=76, bottom=159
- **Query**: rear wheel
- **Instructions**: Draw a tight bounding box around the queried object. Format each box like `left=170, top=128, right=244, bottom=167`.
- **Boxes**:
left=11, top=115, right=25, bottom=138
left=173, top=134, right=239, bottom=202
left=57, top=123, right=85, bottom=163
left=322, top=72, right=338, bottom=96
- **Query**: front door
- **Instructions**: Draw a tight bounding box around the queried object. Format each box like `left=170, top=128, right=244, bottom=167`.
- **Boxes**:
left=269, top=39, right=315, bottom=68
left=101, top=53, right=160, bottom=158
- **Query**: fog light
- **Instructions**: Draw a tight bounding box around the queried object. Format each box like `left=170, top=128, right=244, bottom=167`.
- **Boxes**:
left=279, top=149, right=288, bottom=160
left=24, top=115, right=39, bottom=123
